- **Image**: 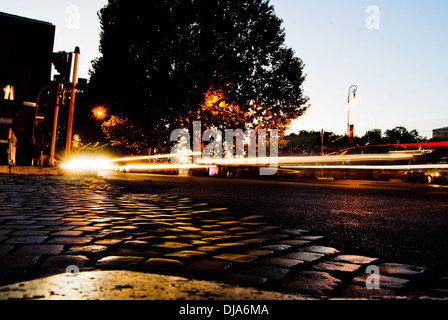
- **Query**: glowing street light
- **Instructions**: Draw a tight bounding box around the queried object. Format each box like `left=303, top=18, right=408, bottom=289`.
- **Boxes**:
left=347, top=85, right=358, bottom=144
left=92, top=106, right=107, bottom=120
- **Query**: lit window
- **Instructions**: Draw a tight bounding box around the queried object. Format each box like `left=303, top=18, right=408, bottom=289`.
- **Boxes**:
left=3, top=85, right=15, bottom=100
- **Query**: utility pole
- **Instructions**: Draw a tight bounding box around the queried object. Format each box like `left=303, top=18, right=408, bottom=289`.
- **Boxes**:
left=65, top=47, right=80, bottom=160
left=347, top=85, right=357, bottom=145
left=49, top=81, right=61, bottom=166
left=321, top=129, right=324, bottom=156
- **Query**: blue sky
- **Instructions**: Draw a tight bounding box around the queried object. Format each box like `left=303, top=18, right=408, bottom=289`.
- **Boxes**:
left=2, top=0, right=447, bottom=138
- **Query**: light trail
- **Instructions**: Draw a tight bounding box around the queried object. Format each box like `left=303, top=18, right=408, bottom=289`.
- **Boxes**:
left=61, top=152, right=209, bottom=172
left=195, top=151, right=429, bottom=166
left=108, top=152, right=202, bottom=163
left=280, top=164, right=448, bottom=170
left=61, top=149, right=443, bottom=173
left=122, top=164, right=209, bottom=170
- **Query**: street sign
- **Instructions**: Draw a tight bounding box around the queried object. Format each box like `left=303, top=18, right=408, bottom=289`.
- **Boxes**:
left=36, top=113, right=45, bottom=122
left=0, top=117, right=13, bottom=125
left=23, top=101, right=37, bottom=107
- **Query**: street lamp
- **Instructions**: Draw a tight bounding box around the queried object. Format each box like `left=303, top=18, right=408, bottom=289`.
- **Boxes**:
left=92, top=106, right=107, bottom=121
left=347, top=85, right=358, bottom=143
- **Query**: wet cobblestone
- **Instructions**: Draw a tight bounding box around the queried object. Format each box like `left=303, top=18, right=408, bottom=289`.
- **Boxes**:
left=0, top=174, right=446, bottom=299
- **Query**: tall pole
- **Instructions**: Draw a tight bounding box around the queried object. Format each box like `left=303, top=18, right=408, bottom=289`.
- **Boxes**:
left=49, top=82, right=61, bottom=166
left=321, top=129, right=324, bottom=156
left=65, top=47, right=80, bottom=160
left=347, top=85, right=357, bottom=141
left=347, top=100, right=350, bottom=137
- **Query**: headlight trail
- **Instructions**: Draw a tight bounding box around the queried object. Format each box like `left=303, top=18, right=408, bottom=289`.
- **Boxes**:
left=195, top=151, right=427, bottom=166
left=280, top=164, right=448, bottom=170
left=61, top=149, right=445, bottom=173
left=121, top=164, right=207, bottom=170
left=108, top=152, right=202, bottom=162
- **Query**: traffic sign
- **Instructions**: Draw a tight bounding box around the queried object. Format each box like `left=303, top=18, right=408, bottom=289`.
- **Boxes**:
left=36, top=113, right=45, bottom=122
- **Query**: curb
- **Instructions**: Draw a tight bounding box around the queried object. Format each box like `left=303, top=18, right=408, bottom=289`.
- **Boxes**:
left=0, top=270, right=313, bottom=300
left=0, top=165, right=62, bottom=176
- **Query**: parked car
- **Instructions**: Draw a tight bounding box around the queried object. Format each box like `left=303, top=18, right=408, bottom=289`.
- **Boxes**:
left=401, top=170, right=447, bottom=184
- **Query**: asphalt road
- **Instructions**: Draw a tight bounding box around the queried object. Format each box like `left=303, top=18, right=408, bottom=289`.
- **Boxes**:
left=101, top=172, right=448, bottom=276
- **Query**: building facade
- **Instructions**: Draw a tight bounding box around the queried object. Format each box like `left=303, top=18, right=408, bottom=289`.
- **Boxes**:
left=0, top=12, right=55, bottom=165
left=433, top=127, right=448, bottom=141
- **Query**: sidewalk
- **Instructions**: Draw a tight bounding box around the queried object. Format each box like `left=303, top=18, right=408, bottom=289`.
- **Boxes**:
left=0, top=173, right=447, bottom=300
left=0, top=165, right=61, bottom=176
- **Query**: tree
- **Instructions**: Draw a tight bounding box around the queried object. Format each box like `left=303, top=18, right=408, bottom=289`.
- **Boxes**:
left=88, top=0, right=309, bottom=153
left=101, top=115, right=151, bottom=153
left=361, top=130, right=384, bottom=145
left=280, top=130, right=344, bottom=153
left=383, top=126, right=426, bottom=144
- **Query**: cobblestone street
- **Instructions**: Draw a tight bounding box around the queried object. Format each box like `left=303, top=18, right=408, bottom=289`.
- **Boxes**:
left=0, top=174, right=447, bottom=300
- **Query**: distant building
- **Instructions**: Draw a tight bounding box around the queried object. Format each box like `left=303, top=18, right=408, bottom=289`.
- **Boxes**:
left=432, top=127, right=448, bottom=141
left=0, top=12, right=55, bottom=165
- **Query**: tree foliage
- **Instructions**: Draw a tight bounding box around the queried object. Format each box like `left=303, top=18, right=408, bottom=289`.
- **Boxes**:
left=101, top=115, right=151, bottom=153
left=383, top=126, right=425, bottom=144
left=281, top=127, right=427, bottom=154
left=360, top=130, right=383, bottom=146
left=88, top=0, right=309, bottom=153
left=280, top=130, right=344, bottom=153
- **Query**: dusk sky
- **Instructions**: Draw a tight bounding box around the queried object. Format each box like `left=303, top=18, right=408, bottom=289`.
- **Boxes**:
left=2, top=0, right=447, bottom=139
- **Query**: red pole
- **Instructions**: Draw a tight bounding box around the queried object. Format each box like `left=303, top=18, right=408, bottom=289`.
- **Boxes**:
left=49, top=82, right=61, bottom=166
left=65, top=46, right=80, bottom=160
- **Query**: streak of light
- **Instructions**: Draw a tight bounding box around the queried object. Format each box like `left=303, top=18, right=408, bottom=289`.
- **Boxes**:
left=122, top=164, right=208, bottom=170
left=62, top=149, right=440, bottom=173
left=195, top=152, right=427, bottom=166
left=280, top=164, right=448, bottom=170
left=108, top=152, right=202, bottom=162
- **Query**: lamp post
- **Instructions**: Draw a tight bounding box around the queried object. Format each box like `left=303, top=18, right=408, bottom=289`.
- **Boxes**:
left=347, top=85, right=357, bottom=143
left=49, top=81, right=62, bottom=166
left=65, top=46, right=80, bottom=160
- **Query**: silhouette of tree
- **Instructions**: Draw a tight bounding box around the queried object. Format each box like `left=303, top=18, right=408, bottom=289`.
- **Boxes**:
left=361, top=130, right=384, bottom=145
left=383, top=126, right=426, bottom=144
left=88, top=0, right=309, bottom=153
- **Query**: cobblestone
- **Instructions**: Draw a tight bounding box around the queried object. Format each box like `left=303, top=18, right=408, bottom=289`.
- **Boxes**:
left=378, top=263, right=428, bottom=278
left=351, top=274, right=410, bottom=289
left=185, top=259, right=233, bottom=275
left=5, top=236, right=47, bottom=244
left=0, top=255, right=41, bottom=268
left=0, top=174, right=445, bottom=300
left=331, top=254, right=379, bottom=265
left=213, top=253, right=259, bottom=264
left=141, top=258, right=185, bottom=273
left=260, top=257, right=304, bottom=269
left=96, top=256, right=145, bottom=268
left=41, top=255, right=90, bottom=268
left=10, top=230, right=49, bottom=236
left=0, top=245, right=14, bottom=254
left=282, top=271, right=342, bottom=295
left=297, top=245, right=340, bottom=255
left=219, top=273, right=268, bottom=288
left=14, top=244, right=64, bottom=255
left=47, top=237, right=93, bottom=244
left=243, top=266, right=290, bottom=281
left=312, top=261, right=363, bottom=274
left=282, top=251, right=325, bottom=262
left=65, top=245, right=109, bottom=255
